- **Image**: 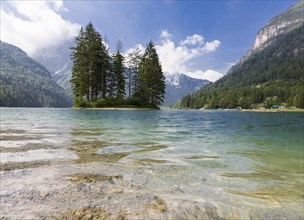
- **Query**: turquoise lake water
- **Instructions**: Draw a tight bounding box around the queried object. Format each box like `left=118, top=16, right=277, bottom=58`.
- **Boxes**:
left=0, top=108, right=303, bottom=219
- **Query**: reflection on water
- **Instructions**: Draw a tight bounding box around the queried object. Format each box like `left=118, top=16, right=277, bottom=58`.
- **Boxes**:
left=0, top=108, right=303, bottom=219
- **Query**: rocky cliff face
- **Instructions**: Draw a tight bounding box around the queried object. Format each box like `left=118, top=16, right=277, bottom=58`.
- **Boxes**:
left=229, top=1, right=304, bottom=72
left=253, top=1, right=304, bottom=51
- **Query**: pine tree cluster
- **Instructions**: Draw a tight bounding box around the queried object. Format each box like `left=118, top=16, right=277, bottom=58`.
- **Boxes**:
left=70, top=22, right=165, bottom=108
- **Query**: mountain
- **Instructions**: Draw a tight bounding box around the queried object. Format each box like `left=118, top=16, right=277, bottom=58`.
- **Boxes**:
left=253, top=1, right=304, bottom=51
left=233, top=1, right=304, bottom=67
left=164, top=73, right=209, bottom=106
left=33, top=42, right=73, bottom=93
left=0, top=41, right=72, bottom=107
left=179, top=1, right=304, bottom=109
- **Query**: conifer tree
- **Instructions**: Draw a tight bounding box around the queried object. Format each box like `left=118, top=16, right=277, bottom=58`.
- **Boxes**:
left=137, top=41, right=165, bottom=105
left=106, top=59, right=116, bottom=97
left=71, top=23, right=165, bottom=107
left=101, top=46, right=111, bottom=99
left=70, top=22, right=109, bottom=102
left=112, top=50, right=125, bottom=99
left=126, top=46, right=142, bottom=98
left=84, top=22, right=103, bottom=100
left=70, top=27, right=88, bottom=100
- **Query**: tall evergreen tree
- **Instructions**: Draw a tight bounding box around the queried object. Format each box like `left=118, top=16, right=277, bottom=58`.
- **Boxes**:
left=101, top=45, right=111, bottom=99
left=102, top=33, right=111, bottom=99
left=137, top=41, right=165, bottom=105
left=85, top=22, right=103, bottom=100
left=112, top=50, right=125, bottom=99
left=126, top=46, right=142, bottom=98
left=70, top=27, right=88, bottom=100
left=70, top=22, right=109, bottom=102
left=106, top=59, right=116, bottom=98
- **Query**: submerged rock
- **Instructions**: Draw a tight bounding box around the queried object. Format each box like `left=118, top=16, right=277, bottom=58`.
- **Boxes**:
left=145, top=196, right=167, bottom=213
left=0, top=161, right=51, bottom=171
left=66, top=173, right=122, bottom=184
left=57, top=207, right=112, bottom=220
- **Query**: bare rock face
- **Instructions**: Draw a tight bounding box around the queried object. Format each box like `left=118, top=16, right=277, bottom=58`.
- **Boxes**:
left=253, top=1, right=304, bottom=51
left=253, top=21, right=290, bottom=50
left=228, top=1, right=304, bottom=72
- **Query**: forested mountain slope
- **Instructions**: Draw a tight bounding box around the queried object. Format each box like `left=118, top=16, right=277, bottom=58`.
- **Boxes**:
left=0, top=41, right=72, bottom=107
left=179, top=2, right=304, bottom=109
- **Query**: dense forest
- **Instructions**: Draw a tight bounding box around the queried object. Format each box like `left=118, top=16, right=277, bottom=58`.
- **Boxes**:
left=179, top=24, right=304, bottom=109
left=0, top=41, right=72, bottom=107
left=70, top=22, right=165, bottom=108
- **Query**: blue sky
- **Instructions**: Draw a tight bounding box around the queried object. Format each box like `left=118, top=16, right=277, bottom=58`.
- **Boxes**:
left=1, top=0, right=298, bottom=81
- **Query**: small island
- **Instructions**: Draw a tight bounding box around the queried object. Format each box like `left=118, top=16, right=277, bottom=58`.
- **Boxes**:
left=70, top=23, right=166, bottom=110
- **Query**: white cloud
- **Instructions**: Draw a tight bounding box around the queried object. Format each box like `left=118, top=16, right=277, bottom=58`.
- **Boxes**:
left=181, top=34, right=204, bottom=46
left=50, top=1, right=67, bottom=12
left=202, top=40, right=220, bottom=53
left=124, top=44, right=145, bottom=56
left=160, top=30, right=172, bottom=41
left=154, top=30, right=222, bottom=82
left=186, top=70, right=223, bottom=82
left=0, top=1, right=81, bottom=56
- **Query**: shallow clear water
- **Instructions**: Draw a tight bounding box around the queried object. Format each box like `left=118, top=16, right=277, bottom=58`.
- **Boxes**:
left=0, top=108, right=303, bottom=219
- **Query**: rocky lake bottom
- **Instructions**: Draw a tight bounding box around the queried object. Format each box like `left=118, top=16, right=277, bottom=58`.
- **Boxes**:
left=0, top=108, right=303, bottom=219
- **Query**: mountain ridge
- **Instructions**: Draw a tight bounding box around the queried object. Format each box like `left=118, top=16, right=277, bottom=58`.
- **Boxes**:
left=0, top=41, right=72, bottom=107
left=164, top=73, right=209, bottom=105
left=253, top=1, right=304, bottom=51
left=229, top=1, right=304, bottom=72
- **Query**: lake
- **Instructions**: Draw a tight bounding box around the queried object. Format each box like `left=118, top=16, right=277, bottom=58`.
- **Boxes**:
left=0, top=108, right=303, bottom=219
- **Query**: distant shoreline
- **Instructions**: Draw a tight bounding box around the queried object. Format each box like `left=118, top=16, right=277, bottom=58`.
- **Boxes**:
left=240, top=108, right=304, bottom=113
left=197, top=108, right=304, bottom=112
left=1, top=107, right=303, bottom=112
left=73, top=107, right=160, bottom=110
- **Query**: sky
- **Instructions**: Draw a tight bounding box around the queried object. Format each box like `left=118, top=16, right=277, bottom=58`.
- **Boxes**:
left=0, top=0, right=298, bottom=82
